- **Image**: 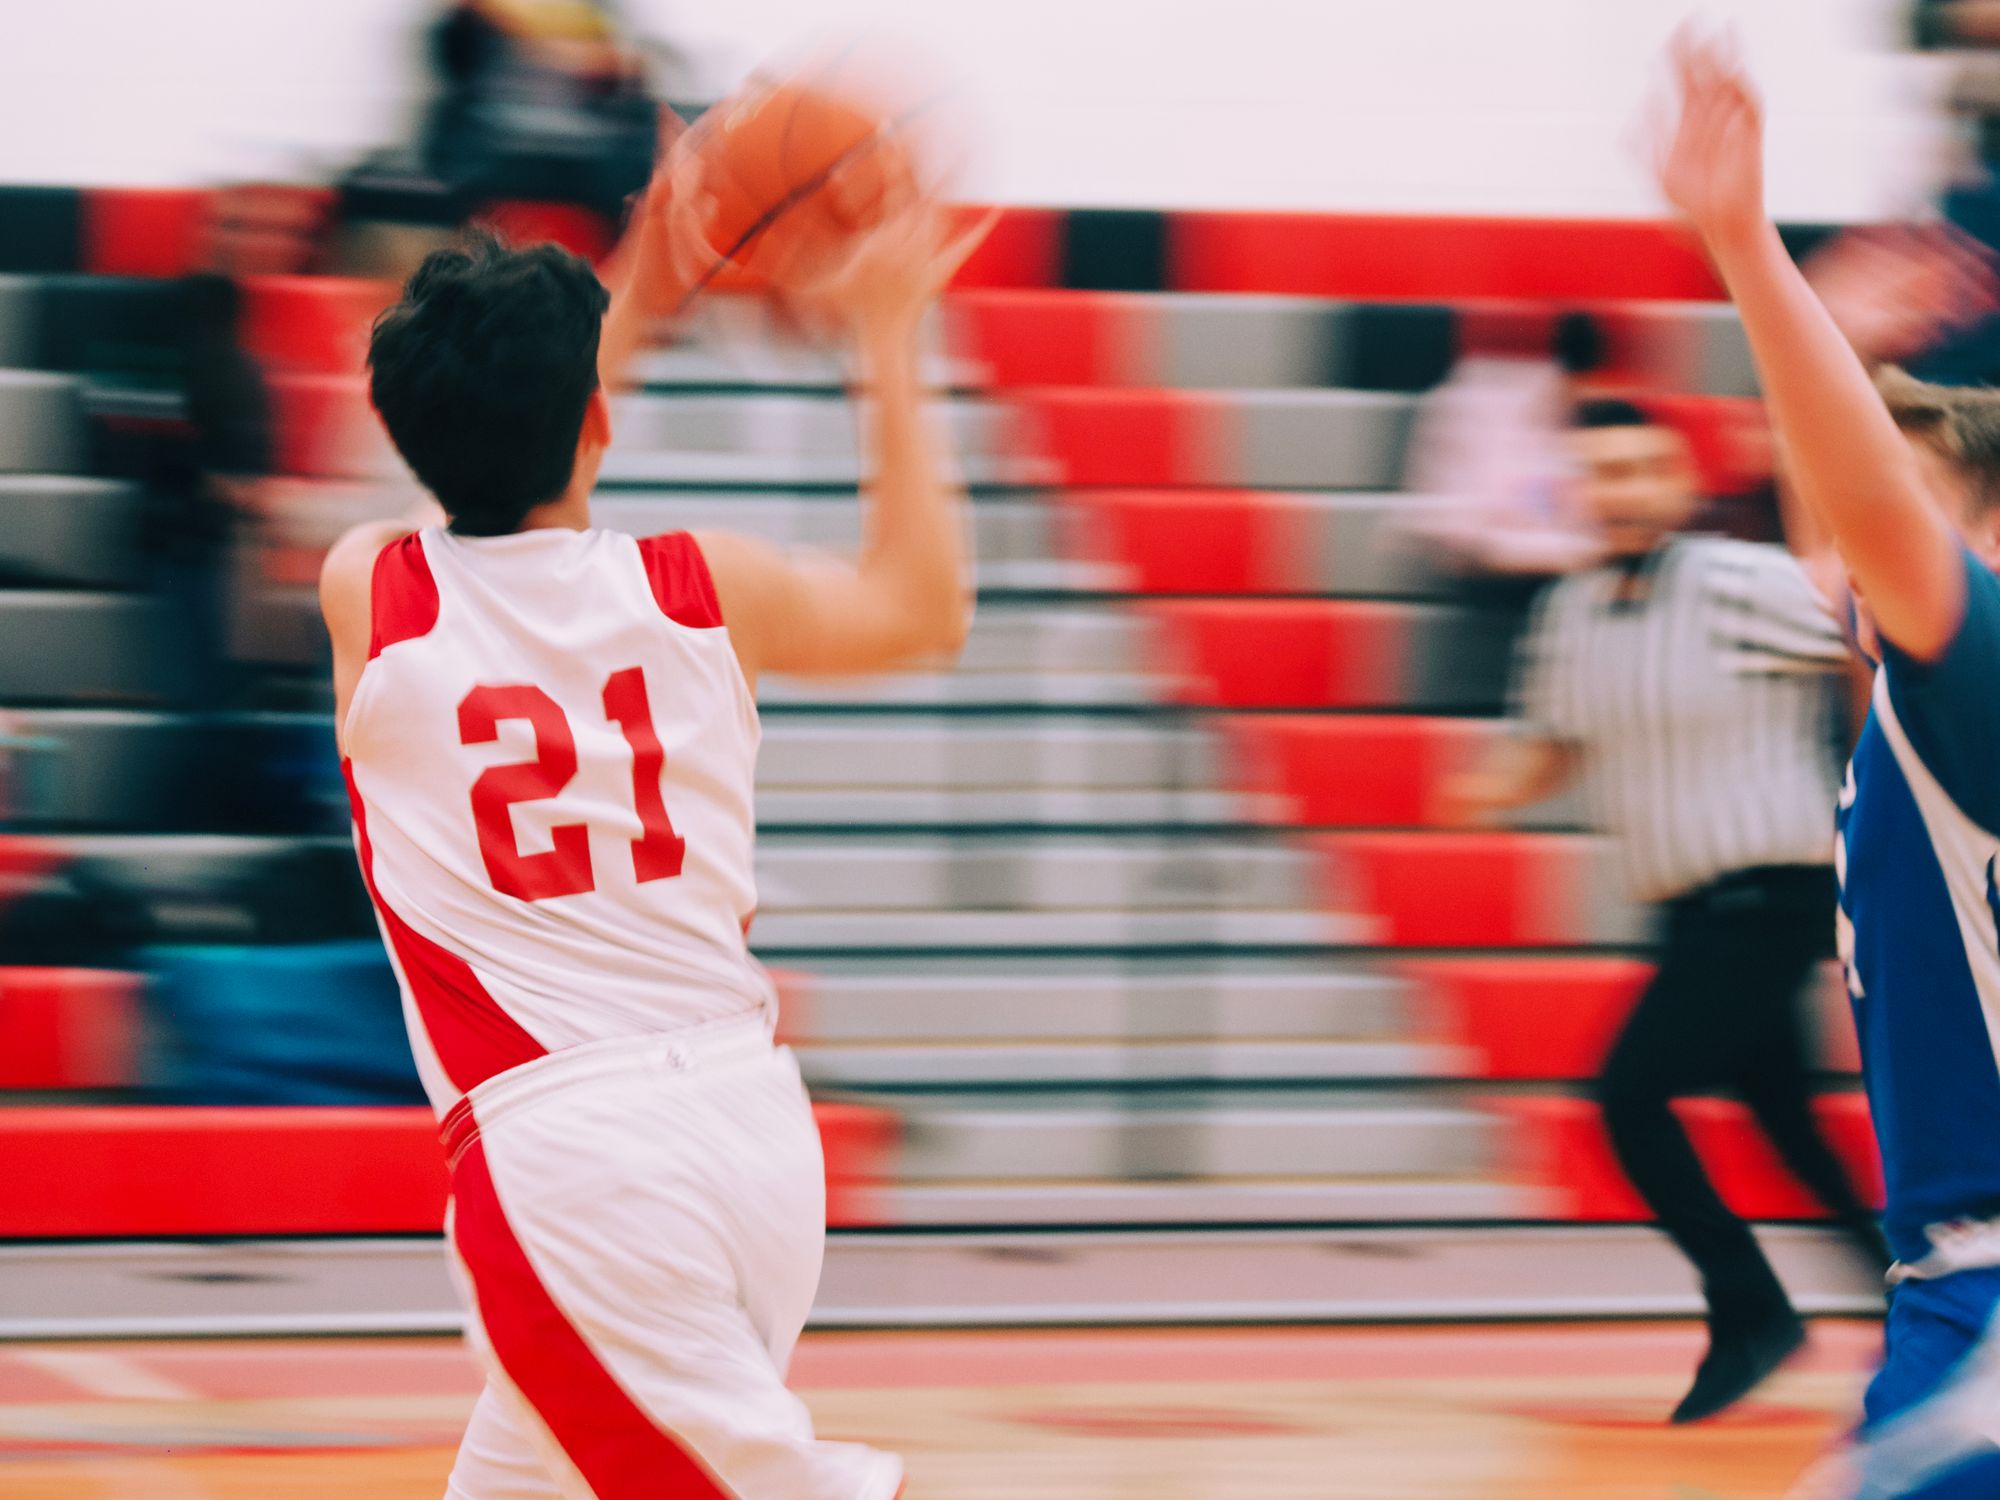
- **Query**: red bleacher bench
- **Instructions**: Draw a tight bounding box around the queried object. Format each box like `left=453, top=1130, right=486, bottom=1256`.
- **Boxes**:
left=240, top=276, right=394, bottom=377
left=266, top=373, right=381, bottom=477
left=80, top=188, right=212, bottom=278
left=953, top=290, right=1136, bottom=387
left=0, top=968, right=142, bottom=1091
left=1060, top=490, right=1296, bottom=596
left=951, top=208, right=1063, bottom=290
left=1311, top=831, right=1624, bottom=948
left=1009, top=388, right=1223, bottom=488
left=1399, top=956, right=1652, bottom=1079
left=1403, top=957, right=1858, bottom=1080
left=473, top=201, right=616, bottom=262
left=1498, top=1093, right=1883, bottom=1221
left=1223, top=715, right=1492, bottom=827
left=1168, top=213, right=1725, bottom=301
left=1144, top=599, right=1407, bottom=709
left=955, top=291, right=1708, bottom=390
left=0, top=1102, right=898, bottom=1236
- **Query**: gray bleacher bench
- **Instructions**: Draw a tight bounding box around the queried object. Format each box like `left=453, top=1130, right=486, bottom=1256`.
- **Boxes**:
left=0, top=476, right=143, bottom=588
left=0, top=371, right=85, bottom=475
left=0, top=730, right=62, bottom=830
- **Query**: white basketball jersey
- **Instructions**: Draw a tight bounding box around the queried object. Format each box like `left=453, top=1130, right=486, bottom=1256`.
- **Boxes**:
left=342, top=526, right=773, bottom=1114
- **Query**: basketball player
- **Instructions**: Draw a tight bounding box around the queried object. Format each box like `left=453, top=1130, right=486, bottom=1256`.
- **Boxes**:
left=1658, top=31, right=2000, bottom=1498
left=319, top=151, right=980, bottom=1497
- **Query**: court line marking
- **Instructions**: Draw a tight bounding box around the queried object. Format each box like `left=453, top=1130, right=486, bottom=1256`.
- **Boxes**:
left=11, top=1349, right=201, bottom=1403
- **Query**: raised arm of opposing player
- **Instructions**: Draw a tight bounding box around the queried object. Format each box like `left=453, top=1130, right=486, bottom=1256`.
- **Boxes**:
left=1655, top=31, right=1967, bottom=661
left=696, top=206, right=990, bottom=683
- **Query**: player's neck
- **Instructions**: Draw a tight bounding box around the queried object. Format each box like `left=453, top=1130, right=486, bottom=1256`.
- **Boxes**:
left=512, top=485, right=594, bottom=534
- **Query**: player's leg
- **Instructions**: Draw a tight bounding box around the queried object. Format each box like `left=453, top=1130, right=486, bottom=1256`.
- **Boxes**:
left=439, top=1199, right=578, bottom=1500
left=1837, top=1269, right=2000, bottom=1498
left=1595, top=893, right=1791, bottom=1331
left=446, top=1385, right=569, bottom=1500
left=732, top=1047, right=829, bottom=1377
left=450, top=1047, right=902, bottom=1500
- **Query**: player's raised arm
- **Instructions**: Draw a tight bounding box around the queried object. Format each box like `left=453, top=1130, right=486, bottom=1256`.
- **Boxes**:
left=697, top=206, right=988, bottom=682
left=595, top=122, right=705, bottom=394
left=1655, top=32, right=1968, bottom=661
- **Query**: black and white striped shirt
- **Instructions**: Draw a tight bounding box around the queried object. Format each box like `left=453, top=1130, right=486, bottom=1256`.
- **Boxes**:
left=1517, top=536, right=1849, bottom=903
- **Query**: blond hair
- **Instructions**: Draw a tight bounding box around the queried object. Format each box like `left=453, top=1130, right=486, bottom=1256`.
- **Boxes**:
left=1876, top=367, right=2000, bottom=519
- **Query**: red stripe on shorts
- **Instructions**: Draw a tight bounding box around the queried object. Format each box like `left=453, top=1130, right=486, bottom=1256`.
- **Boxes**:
left=343, top=762, right=545, bottom=1096
left=452, top=1135, right=736, bottom=1499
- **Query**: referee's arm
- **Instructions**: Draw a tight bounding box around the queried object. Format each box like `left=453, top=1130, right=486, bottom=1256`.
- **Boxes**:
left=1437, top=585, right=1582, bottom=827
left=1437, top=735, right=1579, bottom=827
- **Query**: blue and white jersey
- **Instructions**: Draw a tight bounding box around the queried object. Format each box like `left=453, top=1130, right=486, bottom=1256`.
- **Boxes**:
left=1838, top=547, right=2000, bottom=1271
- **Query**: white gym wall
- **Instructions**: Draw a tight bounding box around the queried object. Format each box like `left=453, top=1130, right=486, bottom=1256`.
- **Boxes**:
left=0, top=0, right=1964, bottom=220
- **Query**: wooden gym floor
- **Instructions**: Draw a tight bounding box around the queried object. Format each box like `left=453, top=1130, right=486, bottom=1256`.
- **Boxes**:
left=0, top=1320, right=1882, bottom=1498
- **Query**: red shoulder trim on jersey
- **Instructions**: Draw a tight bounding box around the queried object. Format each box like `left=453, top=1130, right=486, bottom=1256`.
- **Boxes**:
left=636, top=532, right=723, bottom=630
left=368, top=534, right=442, bottom=661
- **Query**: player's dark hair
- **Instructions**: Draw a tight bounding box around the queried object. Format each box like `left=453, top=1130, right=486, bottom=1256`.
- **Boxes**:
left=1551, top=311, right=1607, bottom=377
left=1877, top=366, right=2000, bottom=520
left=1572, top=396, right=1655, bottom=431
left=368, top=231, right=611, bottom=536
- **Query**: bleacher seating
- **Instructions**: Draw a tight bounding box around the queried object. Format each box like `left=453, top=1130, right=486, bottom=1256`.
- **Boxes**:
left=0, top=196, right=1875, bottom=1283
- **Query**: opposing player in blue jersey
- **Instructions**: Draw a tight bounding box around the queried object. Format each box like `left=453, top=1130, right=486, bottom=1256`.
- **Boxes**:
left=1656, top=31, right=2000, bottom=1499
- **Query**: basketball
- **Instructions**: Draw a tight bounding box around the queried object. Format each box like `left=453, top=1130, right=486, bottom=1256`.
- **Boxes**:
left=684, top=66, right=922, bottom=293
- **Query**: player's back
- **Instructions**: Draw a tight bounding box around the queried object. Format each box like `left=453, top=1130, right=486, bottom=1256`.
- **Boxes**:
left=342, top=525, right=772, bottom=1113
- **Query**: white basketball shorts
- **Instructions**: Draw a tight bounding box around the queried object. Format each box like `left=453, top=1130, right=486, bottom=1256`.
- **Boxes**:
left=435, top=1016, right=903, bottom=1500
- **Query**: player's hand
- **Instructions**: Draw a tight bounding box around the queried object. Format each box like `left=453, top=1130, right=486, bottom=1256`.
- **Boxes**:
left=604, top=108, right=719, bottom=316
left=647, top=124, right=724, bottom=304
left=1654, top=27, right=1768, bottom=255
left=796, top=201, right=997, bottom=341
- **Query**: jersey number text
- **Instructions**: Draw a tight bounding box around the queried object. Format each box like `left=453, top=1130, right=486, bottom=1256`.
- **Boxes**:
left=458, top=668, right=687, bottom=900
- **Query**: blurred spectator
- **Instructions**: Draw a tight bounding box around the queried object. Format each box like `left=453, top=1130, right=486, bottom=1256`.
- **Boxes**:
left=1441, top=398, right=1887, bottom=1426
left=146, top=270, right=271, bottom=715
left=340, top=0, right=669, bottom=275
left=424, top=0, right=662, bottom=217
left=1914, top=2, right=2000, bottom=168
left=1397, top=312, right=1610, bottom=696
left=1873, top=6, right=2000, bottom=381
left=1402, top=311, right=1609, bottom=590
left=0, top=857, right=150, bottom=969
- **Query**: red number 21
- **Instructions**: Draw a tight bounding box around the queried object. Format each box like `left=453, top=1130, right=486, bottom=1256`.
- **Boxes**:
left=458, top=667, right=686, bottom=902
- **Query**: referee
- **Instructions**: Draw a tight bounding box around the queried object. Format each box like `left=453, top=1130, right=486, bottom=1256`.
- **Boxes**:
left=1445, top=398, right=1889, bottom=1424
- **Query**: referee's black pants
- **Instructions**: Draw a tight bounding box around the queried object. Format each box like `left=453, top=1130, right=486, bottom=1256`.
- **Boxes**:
left=1594, top=864, right=1886, bottom=1330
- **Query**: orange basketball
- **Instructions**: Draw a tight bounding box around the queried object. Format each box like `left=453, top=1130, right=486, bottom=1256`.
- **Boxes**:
left=688, top=65, right=922, bottom=292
